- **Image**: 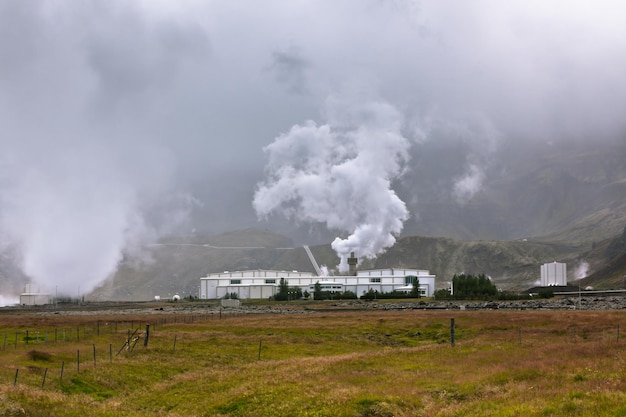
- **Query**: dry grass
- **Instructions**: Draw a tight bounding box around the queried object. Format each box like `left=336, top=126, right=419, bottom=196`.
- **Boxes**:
left=1, top=307, right=626, bottom=416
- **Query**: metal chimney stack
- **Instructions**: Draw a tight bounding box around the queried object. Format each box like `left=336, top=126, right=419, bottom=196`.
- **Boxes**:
left=347, top=252, right=358, bottom=276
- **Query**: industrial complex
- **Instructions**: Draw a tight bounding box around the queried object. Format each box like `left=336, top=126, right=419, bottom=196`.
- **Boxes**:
left=199, top=251, right=437, bottom=300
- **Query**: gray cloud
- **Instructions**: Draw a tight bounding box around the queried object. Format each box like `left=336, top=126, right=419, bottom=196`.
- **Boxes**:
left=1, top=0, right=626, bottom=295
left=267, top=46, right=311, bottom=95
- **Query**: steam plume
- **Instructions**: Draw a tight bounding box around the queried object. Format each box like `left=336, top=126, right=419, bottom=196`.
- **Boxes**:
left=253, top=97, right=410, bottom=271
left=575, top=261, right=590, bottom=279
left=0, top=2, right=205, bottom=297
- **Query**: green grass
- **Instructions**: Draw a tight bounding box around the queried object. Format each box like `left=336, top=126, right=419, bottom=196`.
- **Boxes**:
left=2, top=309, right=626, bottom=416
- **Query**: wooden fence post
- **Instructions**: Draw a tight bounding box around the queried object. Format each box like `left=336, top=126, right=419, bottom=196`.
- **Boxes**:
left=450, top=318, right=455, bottom=347
left=143, top=324, right=150, bottom=348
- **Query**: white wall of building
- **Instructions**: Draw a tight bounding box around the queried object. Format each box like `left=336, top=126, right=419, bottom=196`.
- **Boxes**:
left=200, top=268, right=436, bottom=300
left=19, top=293, right=52, bottom=306
left=540, top=262, right=567, bottom=286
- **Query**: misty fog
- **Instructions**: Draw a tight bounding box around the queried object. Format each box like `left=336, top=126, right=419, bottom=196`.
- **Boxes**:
left=1, top=0, right=626, bottom=296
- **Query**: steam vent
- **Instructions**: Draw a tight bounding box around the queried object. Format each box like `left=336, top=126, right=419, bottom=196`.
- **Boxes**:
left=348, top=251, right=358, bottom=276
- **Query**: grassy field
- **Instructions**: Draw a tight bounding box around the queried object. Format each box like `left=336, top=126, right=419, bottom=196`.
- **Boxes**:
left=1, top=305, right=626, bottom=416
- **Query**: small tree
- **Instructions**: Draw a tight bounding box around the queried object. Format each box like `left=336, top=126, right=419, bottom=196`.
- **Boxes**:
left=274, top=278, right=289, bottom=301
left=313, top=281, right=323, bottom=300
left=410, top=276, right=421, bottom=298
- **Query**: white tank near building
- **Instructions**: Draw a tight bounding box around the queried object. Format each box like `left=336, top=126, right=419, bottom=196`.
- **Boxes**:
left=540, top=261, right=567, bottom=286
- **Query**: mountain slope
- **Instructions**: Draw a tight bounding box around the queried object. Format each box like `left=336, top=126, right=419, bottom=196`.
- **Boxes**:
left=577, top=227, right=626, bottom=289
left=400, top=139, right=626, bottom=246
left=90, top=229, right=586, bottom=300
left=373, top=235, right=580, bottom=290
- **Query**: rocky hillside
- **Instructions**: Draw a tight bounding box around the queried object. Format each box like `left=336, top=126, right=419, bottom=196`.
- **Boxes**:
left=576, top=227, right=626, bottom=290
left=90, top=229, right=590, bottom=300
left=400, top=139, right=626, bottom=247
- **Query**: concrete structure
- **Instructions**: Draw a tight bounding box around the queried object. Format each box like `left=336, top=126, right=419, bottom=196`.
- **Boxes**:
left=540, top=261, right=568, bottom=286
left=221, top=299, right=241, bottom=307
left=199, top=268, right=436, bottom=300
left=19, top=293, right=52, bottom=306
left=18, top=284, right=52, bottom=306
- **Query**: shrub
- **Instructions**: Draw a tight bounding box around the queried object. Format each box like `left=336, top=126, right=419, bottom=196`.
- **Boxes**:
left=27, top=350, right=52, bottom=361
left=434, top=289, right=452, bottom=300
left=538, top=289, right=555, bottom=299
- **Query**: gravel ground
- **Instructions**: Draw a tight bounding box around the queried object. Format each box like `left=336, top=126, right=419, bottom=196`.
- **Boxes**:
left=3, top=296, right=626, bottom=318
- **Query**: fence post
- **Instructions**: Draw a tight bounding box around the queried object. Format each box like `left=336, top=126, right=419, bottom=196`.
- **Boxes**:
left=143, top=324, right=150, bottom=348
left=41, top=368, right=48, bottom=389
left=93, top=344, right=97, bottom=368
left=450, top=318, right=455, bottom=347
left=77, top=350, right=80, bottom=373
left=60, top=361, right=65, bottom=383
left=258, top=339, right=263, bottom=360
left=14, top=369, right=18, bottom=386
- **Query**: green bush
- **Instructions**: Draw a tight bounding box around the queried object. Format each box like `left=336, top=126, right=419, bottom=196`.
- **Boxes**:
left=538, top=289, right=555, bottom=299
left=26, top=350, right=52, bottom=361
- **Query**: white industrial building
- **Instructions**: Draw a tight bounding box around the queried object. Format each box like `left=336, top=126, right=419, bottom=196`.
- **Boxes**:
left=540, top=261, right=568, bottom=286
left=19, top=284, right=52, bottom=306
left=199, top=268, right=436, bottom=300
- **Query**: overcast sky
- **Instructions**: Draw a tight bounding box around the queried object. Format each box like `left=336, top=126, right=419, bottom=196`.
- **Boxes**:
left=1, top=0, right=626, bottom=294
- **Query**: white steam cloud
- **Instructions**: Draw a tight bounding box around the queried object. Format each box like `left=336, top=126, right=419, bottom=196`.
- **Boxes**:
left=254, top=97, right=410, bottom=271
left=0, top=139, right=185, bottom=297
left=575, top=260, right=590, bottom=279
left=450, top=117, right=501, bottom=204
left=0, top=3, right=204, bottom=297
left=453, top=164, right=485, bottom=205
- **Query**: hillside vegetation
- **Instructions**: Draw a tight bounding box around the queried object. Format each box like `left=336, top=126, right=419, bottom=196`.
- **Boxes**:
left=92, top=229, right=589, bottom=301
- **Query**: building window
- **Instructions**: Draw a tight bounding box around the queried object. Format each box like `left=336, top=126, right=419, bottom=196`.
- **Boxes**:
left=405, top=275, right=417, bottom=285
left=370, top=278, right=381, bottom=283
left=265, top=279, right=276, bottom=284
left=230, top=279, right=241, bottom=285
